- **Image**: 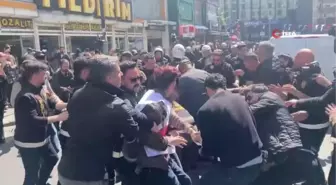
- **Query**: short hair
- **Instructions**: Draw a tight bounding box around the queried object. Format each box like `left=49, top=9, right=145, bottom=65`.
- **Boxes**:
left=151, top=66, right=180, bottom=91
left=244, top=52, right=259, bottom=61
left=258, top=41, right=275, bottom=55
left=204, top=73, right=227, bottom=90
left=119, top=60, right=137, bottom=74
left=88, top=58, right=119, bottom=84
left=60, top=58, right=69, bottom=65
left=143, top=53, right=155, bottom=62
left=21, top=60, right=48, bottom=82
left=73, top=57, right=91, bottom=79
left=250, top=84, right=269, bottom=94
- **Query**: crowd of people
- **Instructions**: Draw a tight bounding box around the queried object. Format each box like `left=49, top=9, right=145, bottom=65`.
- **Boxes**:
left=0, top=39, right=335, bottom=185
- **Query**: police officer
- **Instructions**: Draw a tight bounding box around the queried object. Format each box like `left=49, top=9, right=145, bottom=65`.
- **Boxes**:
left=14, top=60, right=68, bottom=185
left=154, top=47, right=168, bottom=66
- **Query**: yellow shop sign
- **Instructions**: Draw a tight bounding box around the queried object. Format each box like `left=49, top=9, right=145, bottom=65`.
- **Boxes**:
left=0, top=17, right=33, bottom=29
left=64, top=22, right=111, bottom=31
left=36, top=0, right=132, bottom=22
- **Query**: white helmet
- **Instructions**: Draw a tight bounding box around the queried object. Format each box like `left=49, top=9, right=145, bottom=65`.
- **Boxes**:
left=172, top=44, right=185, bottom=59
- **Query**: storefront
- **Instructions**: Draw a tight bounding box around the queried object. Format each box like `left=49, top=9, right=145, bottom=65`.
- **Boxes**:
left=32, top=0, right=145, bottom=54
left=0, top=0, right=38, bottom=58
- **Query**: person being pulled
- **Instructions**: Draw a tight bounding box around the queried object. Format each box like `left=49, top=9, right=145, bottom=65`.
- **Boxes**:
left=14, top=60, right=69, bottom=185
left=195, top=45, right=212, bottom=70
left=197, top=73, right=262, bottom=185
left=51, top=59, right=74, bottom=102
left=246, top=84, right=326, bottom=185
left=203, top=49, right=236, bottom=88
left=135, top=66, right=201, bottom=185
left=57, top=58, right=139, bottom=185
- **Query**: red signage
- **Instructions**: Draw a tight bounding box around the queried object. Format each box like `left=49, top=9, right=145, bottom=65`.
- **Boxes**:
left=272, top=29, right=282, bottom=39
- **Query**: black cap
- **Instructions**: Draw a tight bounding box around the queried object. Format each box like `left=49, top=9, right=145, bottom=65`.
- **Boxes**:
left=34, top=51, right=46, bottom=60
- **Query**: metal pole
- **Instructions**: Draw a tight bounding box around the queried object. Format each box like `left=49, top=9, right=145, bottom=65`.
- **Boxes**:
left=100, top=0, right=108, bottom=54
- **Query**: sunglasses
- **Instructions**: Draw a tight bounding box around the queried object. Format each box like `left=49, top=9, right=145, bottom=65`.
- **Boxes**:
left=130, top=76, right=142, bottom=83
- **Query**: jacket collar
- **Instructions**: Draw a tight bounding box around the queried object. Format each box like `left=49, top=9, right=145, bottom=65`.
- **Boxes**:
left=21, top=82, right=43, bottom=95
left=121, top=86, right=136, bottom=96
left=90, top=82, right=124, bottom=97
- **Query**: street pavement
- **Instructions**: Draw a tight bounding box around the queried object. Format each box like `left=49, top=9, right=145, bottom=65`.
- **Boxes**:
left=0, top=108, right=333, bottom=185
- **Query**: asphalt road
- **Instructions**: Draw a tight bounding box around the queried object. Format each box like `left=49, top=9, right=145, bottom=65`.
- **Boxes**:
left=0, top=108, right=333, bottom=185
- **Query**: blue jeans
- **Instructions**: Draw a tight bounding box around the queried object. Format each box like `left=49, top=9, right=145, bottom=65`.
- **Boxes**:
left=139, top=157, right=192, bottom=185
left=199, top=163, right=260, bottom=185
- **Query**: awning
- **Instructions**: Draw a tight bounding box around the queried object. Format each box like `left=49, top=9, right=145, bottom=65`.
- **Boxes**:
left=195, top=25, right=208, bottom=30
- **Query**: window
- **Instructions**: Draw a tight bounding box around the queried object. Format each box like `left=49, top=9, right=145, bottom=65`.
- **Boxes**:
left=268, top=2, right=272, bottom=8
left=277, top=9, right=282, bottom=16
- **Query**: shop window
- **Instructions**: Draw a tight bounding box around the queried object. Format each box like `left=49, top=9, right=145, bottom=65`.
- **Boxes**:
left=277, top=9, right=282, bottom=16
left=129, top=37, right=144, bottom=50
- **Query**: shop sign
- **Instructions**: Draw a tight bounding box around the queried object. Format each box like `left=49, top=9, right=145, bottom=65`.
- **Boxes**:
left=65, top=22, right=112, bottom=31
left=179, top=0, right=194, bottom=24
left=35, top=0, right=132, bottom=22
left=146, top=22, right=165, bottom=31
left=0, top=17, right=33, bottom=29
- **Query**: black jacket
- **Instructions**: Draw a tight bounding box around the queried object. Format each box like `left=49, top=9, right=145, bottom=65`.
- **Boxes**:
left=204, top=62, right=236, bottom=88
left=250, top=92, right=302, bottom=162
left=197, top=91, right=261, bottom=168
left=14, top=83, right=55, bottom=144
left=58, top=82, right=138, bottom=181
left=296, top=82, right=336, bottom=136
left=59, top=78, right=86, bottom=137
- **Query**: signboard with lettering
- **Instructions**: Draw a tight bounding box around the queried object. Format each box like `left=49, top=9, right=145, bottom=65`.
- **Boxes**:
left=0, top=17, right=33, bottom=29
left=65, top=22, right=112, bottom=31
left=34, top=0, right=132, bottom=22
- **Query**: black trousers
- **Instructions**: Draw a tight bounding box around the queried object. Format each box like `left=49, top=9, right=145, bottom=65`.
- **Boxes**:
left=299, top=127, right=329, bottom=154
left=139, top=157, right=192, bottom=185
left=17, top=144, right=59, bottom=185
left=0, top=102, right=5, bottom=140
left=329, top=148, right=335, bottom=185
left=251, top=148, right=326, bottom=185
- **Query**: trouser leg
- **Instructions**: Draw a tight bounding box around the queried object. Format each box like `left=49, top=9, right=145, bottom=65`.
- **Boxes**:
left=18, top=147, right=42, bottom=185
left=0, top=103, right=5, bottom=141
left=38, top=142, right=59, bottom=185
left=299, top=127, right=329, bottom=154
left=329, top=148, right=335, bottom=185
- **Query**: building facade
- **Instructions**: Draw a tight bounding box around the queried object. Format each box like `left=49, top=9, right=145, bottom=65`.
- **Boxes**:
left=0, top=0, right=148, bottom=57
left=168, top=0, right=194, bottom=44
left=132, top=0, right=172, bottom=52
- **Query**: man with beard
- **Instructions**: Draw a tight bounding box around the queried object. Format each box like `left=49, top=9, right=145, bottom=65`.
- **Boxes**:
left=51, top=59, right=74, bottom=102
left=246, top=84, right=325, bottom=185
left=58, top=58, right=139, bottom=185
left=120, top=61, right=143, bottom=106
left=204, top=49, right=236, bottom=88
left=195, top=45, right=212, bottom=70
left=141, top=53, right=156, bottom=88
